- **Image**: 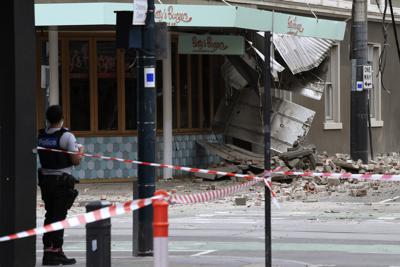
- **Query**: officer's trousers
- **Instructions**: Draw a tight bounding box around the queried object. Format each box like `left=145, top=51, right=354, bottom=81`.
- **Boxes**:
left=38, top=172, right=78, bottom=249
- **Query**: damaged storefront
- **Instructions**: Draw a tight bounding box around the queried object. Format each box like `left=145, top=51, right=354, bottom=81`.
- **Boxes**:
left=199, top=31, right=337, bottom=171
left=35, top=2, right=345, bottom=180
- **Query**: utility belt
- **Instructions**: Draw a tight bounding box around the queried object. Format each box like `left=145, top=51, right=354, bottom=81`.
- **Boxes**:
left=38, top=171, right=77, bottom=188
left=38, top=171, right=79, bottom=209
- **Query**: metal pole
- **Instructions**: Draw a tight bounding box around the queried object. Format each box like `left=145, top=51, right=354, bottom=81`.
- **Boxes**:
left=350, top=0, right=369, bottom=163
left=137, top=0, right=156, bottom=256
left=0, top=0, right=36, bottom=265
left=48, top=26, right=59, bottom=106
left=162, top=32, right=173, bottom=180
left=263, top=31, right=272, bottom=267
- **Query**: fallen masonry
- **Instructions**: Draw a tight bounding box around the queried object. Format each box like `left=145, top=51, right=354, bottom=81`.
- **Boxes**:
left=191, top=149, right=400, bottom=202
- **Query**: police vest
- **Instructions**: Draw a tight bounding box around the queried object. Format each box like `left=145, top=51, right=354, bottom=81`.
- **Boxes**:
left=38, top=128, right=73, bottom=169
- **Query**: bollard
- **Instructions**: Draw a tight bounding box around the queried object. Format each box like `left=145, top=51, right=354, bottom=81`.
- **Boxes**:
left=153, top=190, right=169, bottom=267
left=86, top=201, right=111, bottom=267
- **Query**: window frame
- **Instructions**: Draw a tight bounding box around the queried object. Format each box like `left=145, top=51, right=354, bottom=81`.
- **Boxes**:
left=36, top=31, right=218, bottom=137
left=323, top=43, right=343, bottom=130
left=368, top=42, right=384, bottom=128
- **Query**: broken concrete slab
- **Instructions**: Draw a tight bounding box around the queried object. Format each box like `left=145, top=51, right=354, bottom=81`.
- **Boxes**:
left=234, top=197, right=247, bottom=206
left=332, top=159, right=359, bottom=171
left=213, top=88, right=315, bottom=154
left=327, top=178, right=341, bottom=186
left=194, top=165, right=240, bottom=180
left=349, top=189, right=367, bottom=197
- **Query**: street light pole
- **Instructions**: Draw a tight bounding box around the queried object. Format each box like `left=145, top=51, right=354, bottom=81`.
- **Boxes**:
left=137, top=0, right=157, bottom=256
left=263, top=31, right=272, bottom=267
left=350, top=0, right=369, bottom=163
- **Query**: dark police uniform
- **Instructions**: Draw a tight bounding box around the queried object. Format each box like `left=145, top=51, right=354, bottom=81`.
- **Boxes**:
left=38, top=127, right=79, bottom=250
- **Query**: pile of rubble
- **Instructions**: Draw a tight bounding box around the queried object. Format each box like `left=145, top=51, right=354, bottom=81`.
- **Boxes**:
left=194, top=149, right=400, bottom=202
left=272, top=151, right=400, bottom=201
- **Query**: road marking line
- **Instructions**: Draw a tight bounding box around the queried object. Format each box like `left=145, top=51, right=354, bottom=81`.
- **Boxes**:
left=379, top=196, right=400, bottom=203
left=191, top=250, right=216, bottom=257
left=377, top=217, right=396, bottom=220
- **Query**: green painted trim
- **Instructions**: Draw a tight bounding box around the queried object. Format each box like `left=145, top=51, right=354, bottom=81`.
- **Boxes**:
left=271, top=12, right=346, bottom=40
left=34, top=3, right=346, bottom=40
left=234, top=6, right=272, bottom=32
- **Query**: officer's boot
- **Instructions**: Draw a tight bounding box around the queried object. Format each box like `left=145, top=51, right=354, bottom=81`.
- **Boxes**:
left=42, top=250, right=76, bottom=265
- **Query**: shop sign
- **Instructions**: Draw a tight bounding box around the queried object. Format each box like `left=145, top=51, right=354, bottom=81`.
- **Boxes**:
left=287, top=16, right=304, bottom=35
left=155, top=5, right=193, bottom=26
left=178, top=34, right=244, bottom=55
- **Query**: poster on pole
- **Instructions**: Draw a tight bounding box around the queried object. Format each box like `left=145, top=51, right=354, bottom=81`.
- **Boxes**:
left=133, top=0, right=147, bottom=25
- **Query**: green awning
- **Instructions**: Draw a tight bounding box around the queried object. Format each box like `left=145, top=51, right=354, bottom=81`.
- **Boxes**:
left=35, top=3, right=346, bottom=40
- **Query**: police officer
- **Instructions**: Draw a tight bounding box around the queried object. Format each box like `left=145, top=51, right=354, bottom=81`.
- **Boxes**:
left=38, top=105, right=84, bottom=265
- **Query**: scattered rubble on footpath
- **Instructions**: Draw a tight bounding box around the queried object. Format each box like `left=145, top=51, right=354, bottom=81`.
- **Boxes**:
left=35, top=150, right=400, bottom=216
left=194, top=147, right=400, bottom=204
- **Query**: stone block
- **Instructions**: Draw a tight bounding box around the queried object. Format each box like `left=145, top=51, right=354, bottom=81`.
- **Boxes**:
left=327, top=178, right=340, bottom=186
left=349, top=188, right=367, bottom=197
left=234, top=197, right=247, bottom=206
left=192, top=178, right=203, bottom=183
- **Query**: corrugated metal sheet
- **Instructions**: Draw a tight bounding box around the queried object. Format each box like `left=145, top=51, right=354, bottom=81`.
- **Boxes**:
left=272, top=34, right=334, bottom=75
left=247, top=41, right=285, bottom=73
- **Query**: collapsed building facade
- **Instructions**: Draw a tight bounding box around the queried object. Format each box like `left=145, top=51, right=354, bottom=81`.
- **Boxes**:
left=204, top=33, right=332, bottom=156
left=34, top=0, right=400, bottom=180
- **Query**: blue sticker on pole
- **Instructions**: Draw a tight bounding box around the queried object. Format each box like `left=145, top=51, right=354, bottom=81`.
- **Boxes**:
left=144, top=67, right=156, bottom=88
left=356, top=81, right=363, bottom=91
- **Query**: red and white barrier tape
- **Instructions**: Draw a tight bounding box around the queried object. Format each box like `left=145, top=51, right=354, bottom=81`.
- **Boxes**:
left=171, top=178, right=261, bottom=204
left=37, top=147, right=400, bottom=182
left=35, top=147, right=277, bottom=199
left=0, top=196, right=160, bottom=243
left=0, top=174, right=268, bottom=243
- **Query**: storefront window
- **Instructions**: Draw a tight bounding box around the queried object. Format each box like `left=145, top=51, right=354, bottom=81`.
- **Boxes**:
left=125, top=50, right=137, bottom=130
left=191, top=55, right=200, bottom=128
left=37, top=34, right=219, bottom=135
left=212, top=56, right=224, bottom=116
left=69, top=41, right=90, bottom=131
left=179, top=54, right=189, bottom=128
left=97, top=41, right=118, bottom=131
left=202, top=56, right=211, bottom=128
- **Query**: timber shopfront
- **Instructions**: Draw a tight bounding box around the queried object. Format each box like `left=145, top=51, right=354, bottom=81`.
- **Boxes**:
left=36, top=32, right=227, bottom=179
left=34, top=3, right=345, bottom=180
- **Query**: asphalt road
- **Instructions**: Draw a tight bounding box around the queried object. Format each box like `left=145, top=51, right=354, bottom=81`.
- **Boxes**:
left=35, top=201, right=400, bottom=267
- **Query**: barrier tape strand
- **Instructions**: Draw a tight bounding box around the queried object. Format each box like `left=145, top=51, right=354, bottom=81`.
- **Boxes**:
left=35, top=147, right=278, bottom=199
left=0, top=173, right=264, bottom=243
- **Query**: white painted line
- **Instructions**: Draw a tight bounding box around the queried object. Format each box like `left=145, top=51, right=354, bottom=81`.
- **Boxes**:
left=38, top=249, right=210, bottom=253
left=198, top=214, right=215, bottom=217
left=379, top=196, right=400, bottom=204
left=191, top=250, right=216, bottom=257
left=377, top=217, right=396, bottom=220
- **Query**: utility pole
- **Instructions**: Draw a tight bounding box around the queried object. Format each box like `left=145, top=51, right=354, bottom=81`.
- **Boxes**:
left=137, top=0, right=156, bottom=256
left=350, top=0, right=369, bottom=163
left=263, top=31, right=272, bottom=267
left=0, top=0, right=37, bottom=266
